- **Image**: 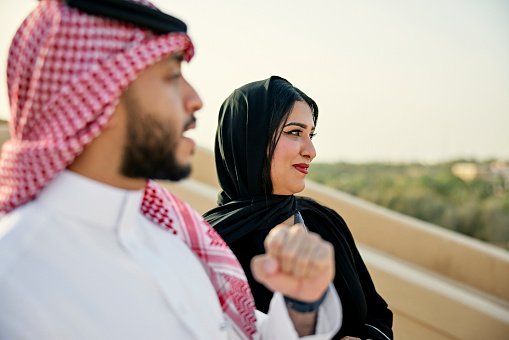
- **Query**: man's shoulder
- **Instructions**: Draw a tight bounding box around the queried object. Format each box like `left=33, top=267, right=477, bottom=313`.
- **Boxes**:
left=1, top=196, right=49, bottom=225
left=0, top=200, right=50, bottom=279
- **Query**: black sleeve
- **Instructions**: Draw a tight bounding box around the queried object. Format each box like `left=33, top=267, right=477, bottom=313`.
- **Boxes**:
left=335, top=212, right=393, bottom=340
left=297, top=197, right=393, bottom=340
left=352, top=242, right=393, bottom=339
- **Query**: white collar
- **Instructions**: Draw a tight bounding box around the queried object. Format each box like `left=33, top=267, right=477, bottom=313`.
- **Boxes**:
left=37, top=170, right=145, bottom=229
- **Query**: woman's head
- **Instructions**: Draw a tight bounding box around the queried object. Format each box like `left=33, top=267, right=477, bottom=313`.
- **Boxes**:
left=214, top=76, right=318, bottom=203
left=262, top=78, right=319, bottom=195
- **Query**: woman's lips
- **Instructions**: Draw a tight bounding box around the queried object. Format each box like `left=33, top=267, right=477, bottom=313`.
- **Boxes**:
left=293, top=163, right=309, bottom=174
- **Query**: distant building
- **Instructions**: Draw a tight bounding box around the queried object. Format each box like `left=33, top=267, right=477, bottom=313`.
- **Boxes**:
left=451, top=162, right=478, bottom=182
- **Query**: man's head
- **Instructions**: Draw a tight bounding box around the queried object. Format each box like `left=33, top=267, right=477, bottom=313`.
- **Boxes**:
left=118, top=53, right=202, bottom=181
left=0, top=0, right=198, bottom=213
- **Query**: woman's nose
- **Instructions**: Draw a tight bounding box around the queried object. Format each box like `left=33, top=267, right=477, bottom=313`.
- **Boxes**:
left=301, top=138, right=316, bottom=161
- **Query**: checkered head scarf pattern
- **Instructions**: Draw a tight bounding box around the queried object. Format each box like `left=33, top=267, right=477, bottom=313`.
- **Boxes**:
left=0, top=0, right=193, bottom=213
left=143, top=181, right=257, bottom=338
left=0, top=0, right=257, bottom=337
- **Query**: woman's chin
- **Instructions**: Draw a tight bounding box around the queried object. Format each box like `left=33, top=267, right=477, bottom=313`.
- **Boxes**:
left=289, top=183, right=306, bottom=195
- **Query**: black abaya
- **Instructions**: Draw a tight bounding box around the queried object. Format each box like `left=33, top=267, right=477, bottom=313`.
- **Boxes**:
left=204, top=76, right=393, bottom=339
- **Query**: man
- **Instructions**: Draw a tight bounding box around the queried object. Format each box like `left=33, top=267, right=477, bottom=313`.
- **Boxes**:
left=0, top=1, right=341, bottom=339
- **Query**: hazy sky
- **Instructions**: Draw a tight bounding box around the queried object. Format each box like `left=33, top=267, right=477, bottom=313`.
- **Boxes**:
left=1, top=0, right=508, bottom=163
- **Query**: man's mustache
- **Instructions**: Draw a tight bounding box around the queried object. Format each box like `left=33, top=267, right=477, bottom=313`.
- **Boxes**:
left=184, top=116, right=197, bottom=130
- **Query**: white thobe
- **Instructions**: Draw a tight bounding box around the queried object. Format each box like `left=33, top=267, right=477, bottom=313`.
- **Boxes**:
left=0, top=171, right=341, bottom=339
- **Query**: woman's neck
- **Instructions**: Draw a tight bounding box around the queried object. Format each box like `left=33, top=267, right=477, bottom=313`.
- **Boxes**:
left=280, top=215, right=295, bottom=227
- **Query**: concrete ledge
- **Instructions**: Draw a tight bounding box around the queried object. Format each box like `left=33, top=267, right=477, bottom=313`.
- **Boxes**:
left=302, top=180, right=509, bottom=303
left=361, top=244, right=509, bottom=339
left=159, top=178, right=219, bottom=214
left=0, top=121, right=8, bottom=146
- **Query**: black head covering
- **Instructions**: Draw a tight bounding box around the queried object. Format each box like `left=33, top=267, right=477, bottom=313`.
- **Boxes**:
left=203, top=76, right=297, bottom=243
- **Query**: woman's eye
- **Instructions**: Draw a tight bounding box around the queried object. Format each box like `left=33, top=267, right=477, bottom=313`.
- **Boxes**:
left=284, top=129, right=316, bottom=139
left=284, top=130, right=302, bottom=137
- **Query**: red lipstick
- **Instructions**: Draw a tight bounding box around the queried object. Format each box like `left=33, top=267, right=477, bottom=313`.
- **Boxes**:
left=293, top=163, right=309, bottom=174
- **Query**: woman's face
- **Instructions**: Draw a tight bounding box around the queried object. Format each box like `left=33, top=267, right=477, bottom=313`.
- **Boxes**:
left=270, top=100, right=316, bottom=195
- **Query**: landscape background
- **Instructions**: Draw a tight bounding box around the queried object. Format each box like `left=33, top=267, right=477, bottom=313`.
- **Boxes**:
left=308, top=159, right=509, bottom=249
left=0, top=1, right=507, bottom=248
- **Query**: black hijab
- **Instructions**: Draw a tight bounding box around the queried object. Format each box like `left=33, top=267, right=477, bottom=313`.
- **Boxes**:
left=203, top=76, right=298, bottom=243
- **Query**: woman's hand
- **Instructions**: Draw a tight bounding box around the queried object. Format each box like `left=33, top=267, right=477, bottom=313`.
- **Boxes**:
left=250, top=223, right=335, bottom=302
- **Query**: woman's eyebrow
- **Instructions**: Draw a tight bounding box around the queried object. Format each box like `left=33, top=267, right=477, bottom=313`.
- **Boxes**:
left=284, top=122, right=315, bottom=131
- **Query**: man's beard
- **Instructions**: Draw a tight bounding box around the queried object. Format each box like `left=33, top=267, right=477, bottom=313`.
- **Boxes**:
left=120, top=98, right=192, bottom=181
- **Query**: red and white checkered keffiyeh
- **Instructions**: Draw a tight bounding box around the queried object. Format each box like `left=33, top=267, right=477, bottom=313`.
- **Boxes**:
left=143, top=181, right=257, bottom=338
left=0, top=0, right=256, bottom=338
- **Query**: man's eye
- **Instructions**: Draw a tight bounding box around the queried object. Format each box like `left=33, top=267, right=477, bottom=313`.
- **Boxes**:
left=310, top=132, right=317, bottom=140
left=166, top=73, right=181, bottom=81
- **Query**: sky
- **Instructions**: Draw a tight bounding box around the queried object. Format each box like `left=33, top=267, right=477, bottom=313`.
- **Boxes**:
left=1, top=0, right=508, bottom=163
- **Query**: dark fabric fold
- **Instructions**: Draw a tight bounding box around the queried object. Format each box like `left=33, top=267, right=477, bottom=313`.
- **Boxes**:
left=204, top=195, right=297, bottom=244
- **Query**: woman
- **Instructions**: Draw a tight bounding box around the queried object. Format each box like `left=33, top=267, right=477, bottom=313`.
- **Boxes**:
left=204, top=76, right=393, bottom=340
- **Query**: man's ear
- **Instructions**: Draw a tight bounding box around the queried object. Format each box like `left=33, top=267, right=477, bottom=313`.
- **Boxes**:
left=106, top=95, right=128, bottom=131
